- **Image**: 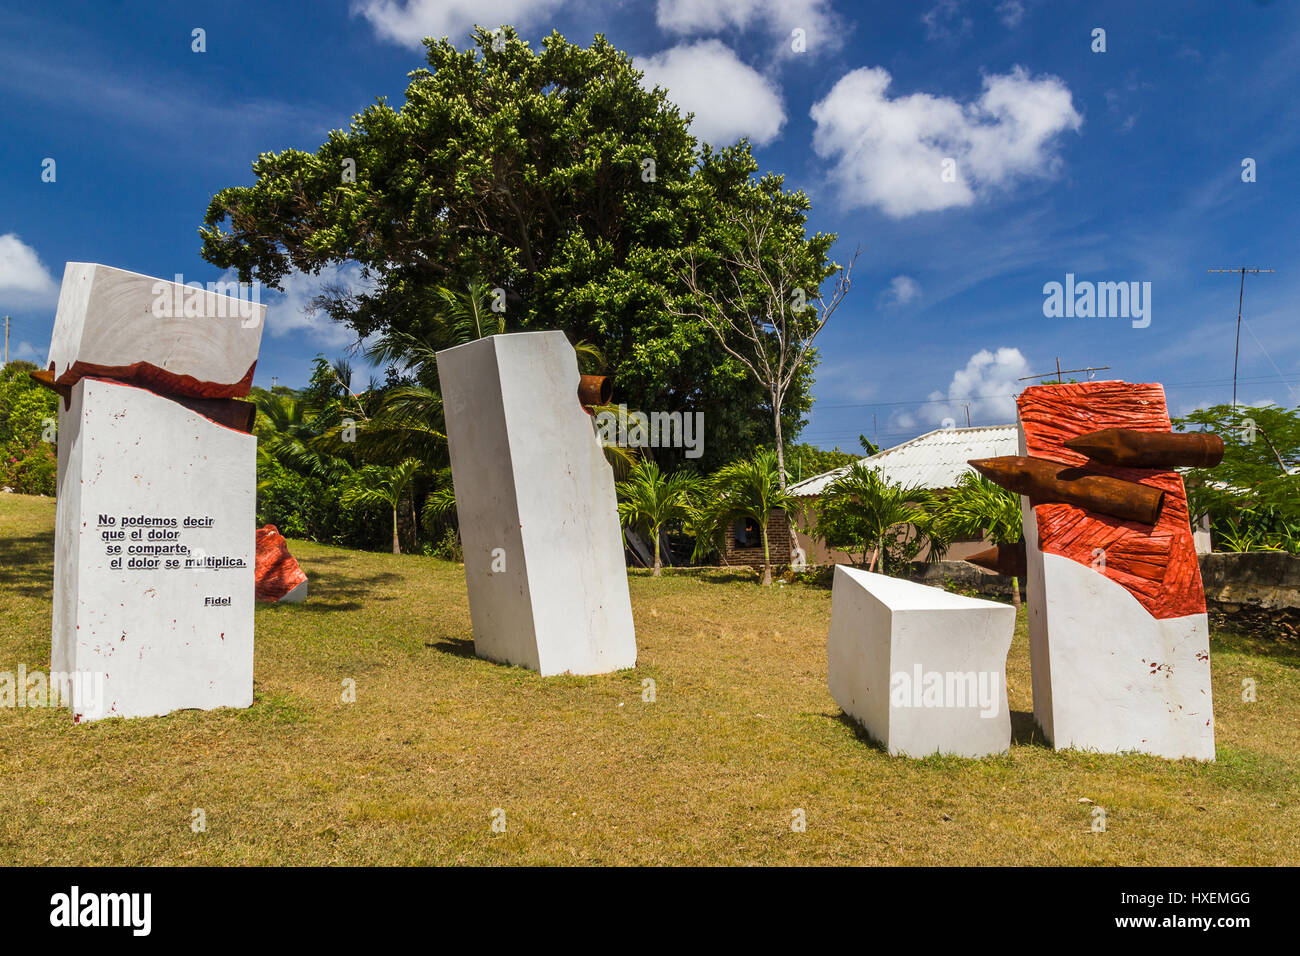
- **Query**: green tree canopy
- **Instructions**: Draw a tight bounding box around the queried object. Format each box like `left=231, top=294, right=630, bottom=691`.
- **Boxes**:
left=200, top=26, right=821, bottom=470
left=1175, top=403, right=1300, bottom=552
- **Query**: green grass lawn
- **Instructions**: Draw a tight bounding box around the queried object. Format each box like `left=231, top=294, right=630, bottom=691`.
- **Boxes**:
left=2, top=491, right=1298, bottom=865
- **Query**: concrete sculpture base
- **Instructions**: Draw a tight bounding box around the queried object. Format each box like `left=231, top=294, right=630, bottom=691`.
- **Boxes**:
left=1017, top=382, right=1215, bottom=761
left=436, top=331, right=636, bottom=675
left=1022, top=546, right=1214, bottom=759
left=827, top=566, right=1015, bottom=758
left=52, top=377, right=256, bottom=720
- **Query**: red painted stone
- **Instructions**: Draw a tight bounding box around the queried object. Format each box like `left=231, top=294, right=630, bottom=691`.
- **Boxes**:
left=255, top=524, right=308, bottom=603
left=1018, top=381, right=1205, bottom=620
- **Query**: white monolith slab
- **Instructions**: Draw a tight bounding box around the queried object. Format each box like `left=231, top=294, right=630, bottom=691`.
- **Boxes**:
left=436, top=331, right=636, bottom=675
left=827, top=566, right=1015, bottom=758
left=1017, top=428, right=1215, bottom=760
left=48, top=262, right=265, bottom=397
left=52, top=377, right=256, bottom=720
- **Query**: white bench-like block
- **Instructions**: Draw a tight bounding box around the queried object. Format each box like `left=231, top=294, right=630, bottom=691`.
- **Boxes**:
left=52, top=377, right=256, bottom=721
left=828, top=566, right=1015, bottom=757
left=48, top=262, right=265, bottom=398
left=436, top=331, right=636, bottom=676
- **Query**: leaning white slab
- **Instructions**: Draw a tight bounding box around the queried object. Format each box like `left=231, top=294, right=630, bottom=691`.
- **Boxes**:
left=827, top=566, right=1015, bottom=758
left=436, top=331, right=636, bottom=675
left=52, top=377, right=256, bottom=720
left=1020, top=481, right=1215, bottom=760
left=48, top=262, right=265, bottom=397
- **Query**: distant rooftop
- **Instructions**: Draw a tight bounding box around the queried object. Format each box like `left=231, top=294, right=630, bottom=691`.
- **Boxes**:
left=788, top=425, right=1020, bottom=497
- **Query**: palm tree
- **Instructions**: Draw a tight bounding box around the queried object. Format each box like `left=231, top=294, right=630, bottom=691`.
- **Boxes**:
left=934, top=471, right=1024, bottom=608
left=814, top=464, right=931, bottom=575
left=616, top=461, right=702, bottom=576
left=339, top=458, right=423, bottom=554
left=694, top=450, right=792, bottom=585
left=253, top=390, right=352, bottom=482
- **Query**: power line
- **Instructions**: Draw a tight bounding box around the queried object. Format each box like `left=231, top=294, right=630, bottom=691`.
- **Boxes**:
left=1240, top=316, right=1298, bottom=405
left=807, top=372, right=1300, bottom=413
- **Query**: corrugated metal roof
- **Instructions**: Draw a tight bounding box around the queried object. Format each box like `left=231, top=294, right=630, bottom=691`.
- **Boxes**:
left=788, top=425, right=1020, bottom=497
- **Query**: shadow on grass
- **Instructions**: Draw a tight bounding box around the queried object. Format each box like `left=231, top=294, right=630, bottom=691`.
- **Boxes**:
left=1010, top=709, right=1052, bottom=749
left=828, top=710, right=889, bottom=754
left=426, top=638, right=476, bottom=659
left=280, top=565, right=405, bottom=614
left=664, top=569, right=762, bottom=586
left=1213, top=628, right=1300, bottom=671
left=825, top=708, right=1049, bottom=754
left=0, top=534, right=54, bottom=597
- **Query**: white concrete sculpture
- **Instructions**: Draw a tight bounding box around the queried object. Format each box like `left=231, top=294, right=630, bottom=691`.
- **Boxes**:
left=1015, top=381, right=1215, bottom=761
left=827, top=566, right=1015, bottom=758
left=1021, top=541, right=1215, bottom=760
left=47, top=264, right=265, bottom=721
left=436, top=331, right=636, bottom=675
left=48, top=263, right=262, bottom=397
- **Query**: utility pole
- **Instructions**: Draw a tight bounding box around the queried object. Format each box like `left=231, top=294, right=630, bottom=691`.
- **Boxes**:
left=1208, top=268, right=1274, bottom=406
left=3, top=315, right=8, bottom=367
left=961, top=402, right=971, bottom=427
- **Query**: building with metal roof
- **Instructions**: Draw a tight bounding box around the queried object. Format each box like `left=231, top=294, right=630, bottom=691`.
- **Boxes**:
left=789, top=425, right=1020, bottom=497
left=787, top=425, right=1020, bottom=567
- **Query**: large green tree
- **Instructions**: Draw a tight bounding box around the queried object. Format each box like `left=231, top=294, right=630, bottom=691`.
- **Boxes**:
left=1175, top=403, right=1300, bottom=552
left=199, top=27, right=818, bottom=471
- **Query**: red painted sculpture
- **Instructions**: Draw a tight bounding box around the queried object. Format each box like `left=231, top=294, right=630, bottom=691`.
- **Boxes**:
left=1015, top=381, right=1204, bottom=619
left=254, top=525, right=308, bottom=603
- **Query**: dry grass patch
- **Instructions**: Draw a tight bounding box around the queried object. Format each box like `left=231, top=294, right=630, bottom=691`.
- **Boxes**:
left=2, top=492, right=1298, bottom=865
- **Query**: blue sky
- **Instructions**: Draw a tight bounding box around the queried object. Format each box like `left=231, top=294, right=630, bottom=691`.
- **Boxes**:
left=2, top=0, right=1298, bottom=453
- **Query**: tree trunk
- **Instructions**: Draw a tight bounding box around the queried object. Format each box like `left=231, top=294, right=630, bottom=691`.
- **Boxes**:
left=772, top=391, right=787, bottom=491
left=392, top=505, right=400, bottom=555
left=1010, top=575, right=1022, bottom=610
left=410, top=494, right=418, bottom=553
left=760, top=522, right=772, bottom=585
left=652, top=527, right=662, bottom=577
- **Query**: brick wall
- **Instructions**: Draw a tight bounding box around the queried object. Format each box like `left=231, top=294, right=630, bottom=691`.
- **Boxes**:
left=722, top=509, right=794, bottom=567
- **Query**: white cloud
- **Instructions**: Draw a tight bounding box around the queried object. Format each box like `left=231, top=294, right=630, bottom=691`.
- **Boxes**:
left=921, top=0, right=972, bottom=40
left=352, top=0, right=562, bottom=48
left=811, top=65, right=1082, bottom=218
left=996, top=1, right=1025, bottom=28
left=881, top=275, right=921, bottom=308
left=896, top=347, right=1030, bottom=430
left=639, top=40, right=785, bottom=146
left=656, top=0, right=843, bottom=54
left=9, top=340, right=45, bottom=365
left=263, top=263, right=377, bottom=349
left=0, top=234, right=58, bottom=309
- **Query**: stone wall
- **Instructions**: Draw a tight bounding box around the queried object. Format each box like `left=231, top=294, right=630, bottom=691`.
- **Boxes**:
left=901, top=561, right=1023, bottom=601
left=912, top=553, right=1300, bottom=640
left=1200, top=551, right=1300, bottom=638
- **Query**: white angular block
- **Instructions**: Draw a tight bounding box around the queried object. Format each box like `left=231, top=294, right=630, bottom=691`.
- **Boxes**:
left=52, top=378, right=256, bottom=720
left=1022, top=503, right=1216, bottom=760
left=827, top=566, right=1015, bottom=757
left=48, top=262, right=265, bottom=398
left=436, top=331, right=636, bottom=676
